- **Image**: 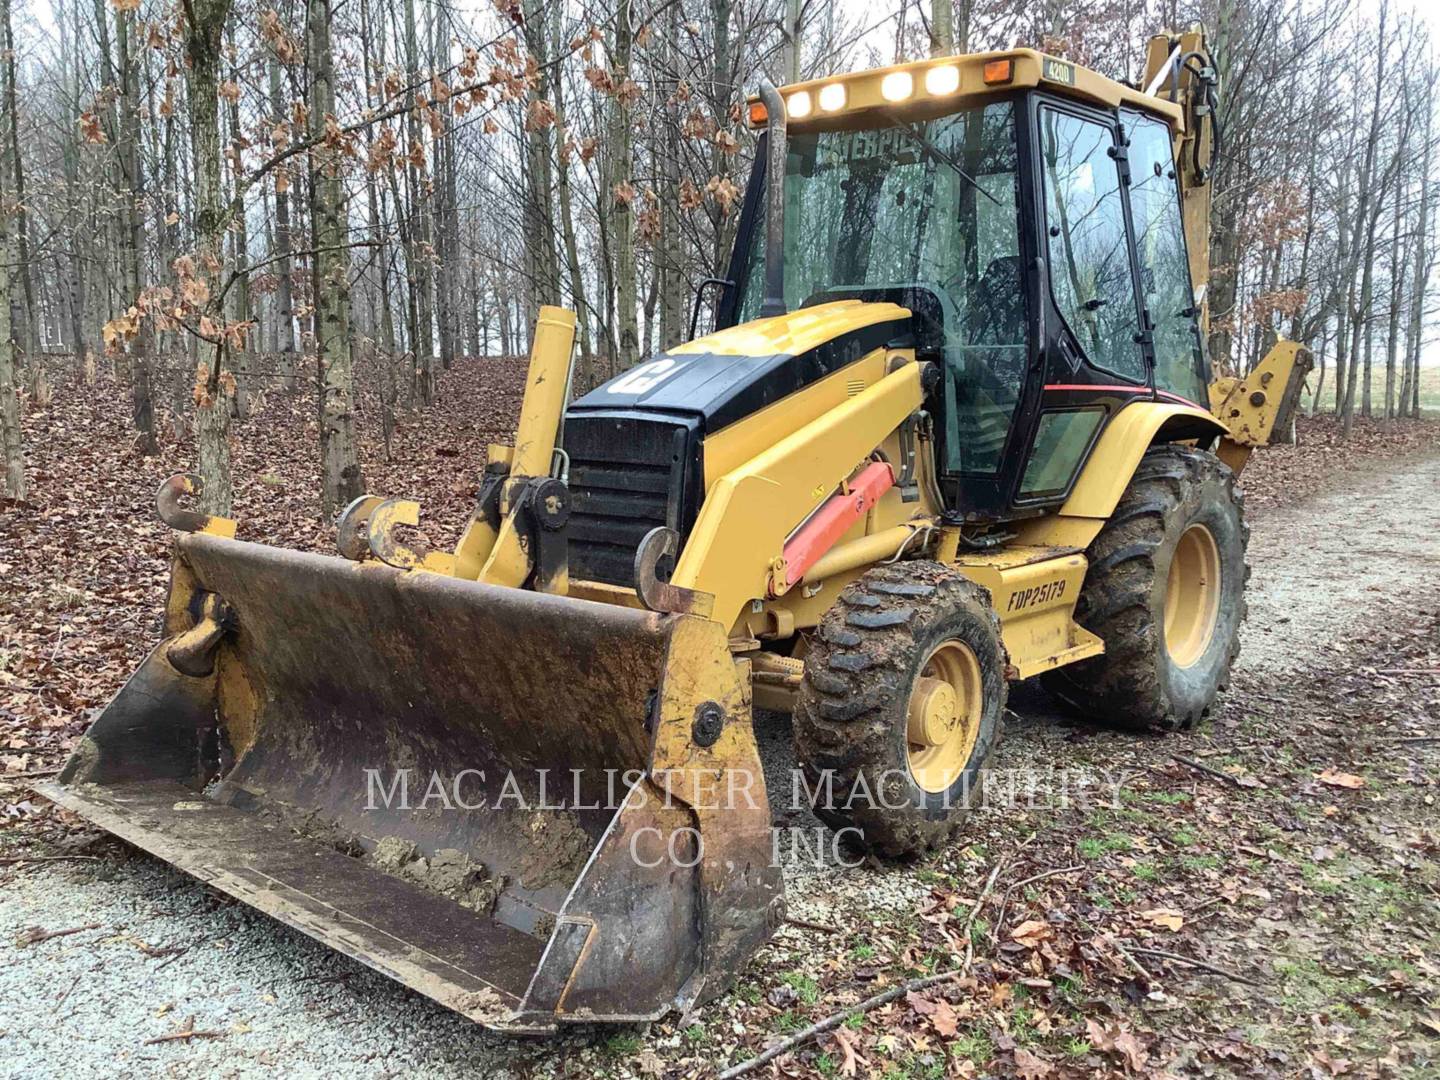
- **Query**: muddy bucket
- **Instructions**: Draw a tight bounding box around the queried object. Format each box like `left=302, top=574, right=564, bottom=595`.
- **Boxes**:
left=41, top=531, right=782, bottom=1030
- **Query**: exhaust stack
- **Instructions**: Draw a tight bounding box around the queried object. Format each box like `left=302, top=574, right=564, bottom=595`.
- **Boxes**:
left=758, top=79, right=788, bottom=318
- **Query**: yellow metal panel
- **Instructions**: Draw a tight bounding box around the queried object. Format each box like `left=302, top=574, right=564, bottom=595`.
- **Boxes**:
left=509, top=306, right=576, bottom=479
left=1052, top=402, right=1225, bottom=522
left=951, top=546, right=1103, bottom=679
left=704, top=346, right=890, bottom=486
left=670, top=300, right=909, bottom=359
left=1209, top=339, right=1311, bottom=446
left=461, top=307, right=576, bottom=587
left=673, top=358, right=926, bottom=633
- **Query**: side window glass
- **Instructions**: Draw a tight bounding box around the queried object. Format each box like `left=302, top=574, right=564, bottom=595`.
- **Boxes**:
left=1019, top=408, right=1104, bottom=497
left=1125, top=114, right=1208, bottom=405
left=1039, top=109, right=1146, bottom=381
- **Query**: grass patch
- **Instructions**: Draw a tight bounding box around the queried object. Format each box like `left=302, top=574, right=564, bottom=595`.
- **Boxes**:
left=781, top=970, right=820, bottom=1004
left=1181, top=853, right=1221, bottom=871
left=773, top=1009, right=808, bottom=1033
left=1078, top=833, right=1134, bottom=859
left=604, top=1033, right=644, bottom=1057
left=950, top=1030, right=994, bottom=1065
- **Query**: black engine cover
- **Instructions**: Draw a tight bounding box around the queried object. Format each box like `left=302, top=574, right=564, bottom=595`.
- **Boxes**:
left=561, top=317, right=909, bottom=587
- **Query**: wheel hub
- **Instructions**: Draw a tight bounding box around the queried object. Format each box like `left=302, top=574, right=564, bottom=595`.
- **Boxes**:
left=905, top=641, right=983, bottom=794
left=907, top=677, right=958, bottom=747
left=1164, top=522, right=1222, bottom=669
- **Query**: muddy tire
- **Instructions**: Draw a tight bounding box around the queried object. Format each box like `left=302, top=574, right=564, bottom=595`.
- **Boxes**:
left=1042, top=444, right=1248, bottom=732
left=792, top=561, right=1007, bottom=857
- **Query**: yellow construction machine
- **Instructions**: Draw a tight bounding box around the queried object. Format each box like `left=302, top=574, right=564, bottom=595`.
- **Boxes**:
left=43, top=27, right=1308, bottom=1030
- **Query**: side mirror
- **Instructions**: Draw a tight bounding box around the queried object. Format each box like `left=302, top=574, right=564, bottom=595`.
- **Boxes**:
left=688, top=277, right=734, bottom=340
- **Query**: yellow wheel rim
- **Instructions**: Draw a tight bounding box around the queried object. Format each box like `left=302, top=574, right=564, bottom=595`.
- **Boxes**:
left=905, top=640, right=984, bottom=794
left=1164, top=523, right=1221, bottom=669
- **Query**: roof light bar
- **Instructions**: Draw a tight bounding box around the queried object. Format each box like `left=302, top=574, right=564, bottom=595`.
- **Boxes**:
left=880, top=71, right=914, bottom=102
left=982, top=59, right=1013, bottom=85
left=925, top=64, right=961, bottom=95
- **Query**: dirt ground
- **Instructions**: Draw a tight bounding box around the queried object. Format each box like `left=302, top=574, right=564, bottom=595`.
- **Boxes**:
left=1, top=359, right=1437, bottom=1078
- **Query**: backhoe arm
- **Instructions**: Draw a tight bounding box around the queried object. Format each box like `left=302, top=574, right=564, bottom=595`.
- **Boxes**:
left=453, top=306, right=577, bottom=587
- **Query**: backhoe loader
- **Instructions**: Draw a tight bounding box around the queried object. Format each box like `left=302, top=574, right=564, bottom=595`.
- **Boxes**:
left=43, top=27, right=1308, bottom=1031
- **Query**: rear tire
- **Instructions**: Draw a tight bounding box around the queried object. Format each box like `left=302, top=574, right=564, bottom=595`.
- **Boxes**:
left=793, top=562, right=1006, bottom=857
left=1042, top=444, right=1248, bottom=732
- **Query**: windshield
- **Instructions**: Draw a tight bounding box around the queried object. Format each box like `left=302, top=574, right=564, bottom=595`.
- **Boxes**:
left=737, top=101, right=1026, bottom=475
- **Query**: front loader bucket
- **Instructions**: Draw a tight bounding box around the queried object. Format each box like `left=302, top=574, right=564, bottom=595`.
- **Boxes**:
left=41, top=532, right=782, bottom=1030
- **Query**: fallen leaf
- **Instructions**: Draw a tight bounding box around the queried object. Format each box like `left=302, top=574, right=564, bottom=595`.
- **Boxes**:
left=1140, top=907, right=1185, bottom=931
left=1010, top=919, right=1053, bottom=948
left=1012, top=1046, right=1053, bottom=1078
left=929, top=997, right=959, bottom=1037
left=1311, top=1049, right=1353, bottom=1075
left=1317, top=769, right=1365, bottom=789
left=1086, top=1017, right=1115, bottom=1051
left=830, top=1026, right=865, bottom=1077
left=1113, top=1030, right=1148, bottom=1070
left=905, top=990, right=936, bottom=1016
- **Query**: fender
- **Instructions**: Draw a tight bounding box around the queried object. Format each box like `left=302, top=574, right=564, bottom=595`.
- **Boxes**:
left=1013, top=401, right=1226, bottom=549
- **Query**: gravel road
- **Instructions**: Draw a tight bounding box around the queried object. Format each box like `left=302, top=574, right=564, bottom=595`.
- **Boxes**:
left=4, top=450, right=1438, bottom=1078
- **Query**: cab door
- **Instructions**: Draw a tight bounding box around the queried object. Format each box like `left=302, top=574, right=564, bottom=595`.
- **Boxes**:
left=1014, top=101, right=1150, bottom=504
left=1120, top=109, right=1209, bottom=407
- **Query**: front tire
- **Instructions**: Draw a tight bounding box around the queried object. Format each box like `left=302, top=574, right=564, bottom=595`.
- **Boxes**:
left=1043, top=444, right=1248, bottom=732
left=793, top=562, right=1007, bottom=856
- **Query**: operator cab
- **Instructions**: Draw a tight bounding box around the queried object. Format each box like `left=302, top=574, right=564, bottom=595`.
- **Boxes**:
left=716, top=56, right=1213, bottom=521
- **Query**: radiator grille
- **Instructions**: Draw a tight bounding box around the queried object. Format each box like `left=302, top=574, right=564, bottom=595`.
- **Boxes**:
left=564, top=415, right=693, bottom=587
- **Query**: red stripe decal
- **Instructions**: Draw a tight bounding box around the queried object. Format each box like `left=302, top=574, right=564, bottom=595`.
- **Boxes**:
left=1042, top=383, right=1147, bottom=393
left=1156, top=389, right=1207, bottom=410
left=1042, top=384, right=1209, bottom=412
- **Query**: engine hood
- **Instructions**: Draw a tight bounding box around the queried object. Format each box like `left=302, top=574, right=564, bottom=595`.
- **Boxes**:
left=568, top=300, right=911, bottom=432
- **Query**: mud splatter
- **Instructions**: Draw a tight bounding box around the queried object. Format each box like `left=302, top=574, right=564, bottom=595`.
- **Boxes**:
left=515, top=811, right=592, bottom=889
left=366, top=839, right=504, bottom=914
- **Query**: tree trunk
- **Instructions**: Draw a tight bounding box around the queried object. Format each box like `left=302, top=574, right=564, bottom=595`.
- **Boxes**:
left=2, top=0, right=37, bottom=361
left=783, top=0, right=801, bottom=82
left=1384, top=179, right=1404, bottom=422
left=465, top=261, right=480, bottom=357
left=522, top=0, right=559, bottom=317
left=308, top=0, right=365, bottom=516
left=930, top=0, right=954, bottom=55
left=268, top=57, right=299, bottom=391
left=60, top=1, right=88, bottom=365
left=707, top=0, right=736, bottom=276
left=431, top=6, right=457, bottom=372
left=116, top=6, right=157, bottom=454
left=1403, top=86, right=1433, bottom=420
left=226, top=54, right=252, bottom=419
left=0, top=74, right=18, bottom=500
left=659, top=0, right=685, bottom=350
left=185, top=0, right=235, bottom=514
left=402, top=0, right=434, bottom=402
left=609, top=0, right=638, bottom=369
left=549, top=9, right=594, bottom=383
